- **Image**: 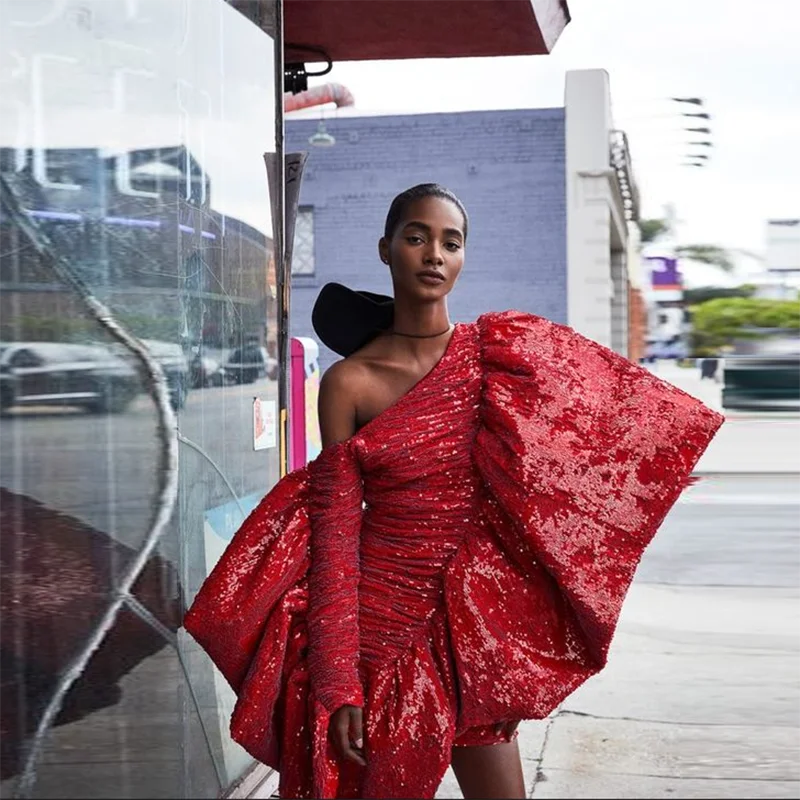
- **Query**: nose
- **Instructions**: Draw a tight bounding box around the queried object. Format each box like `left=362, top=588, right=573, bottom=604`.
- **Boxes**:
left=423, top=242, right=444, bottom=266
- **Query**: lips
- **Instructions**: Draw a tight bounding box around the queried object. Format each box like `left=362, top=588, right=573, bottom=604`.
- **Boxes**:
left=417, top=270, right=445, bottom=283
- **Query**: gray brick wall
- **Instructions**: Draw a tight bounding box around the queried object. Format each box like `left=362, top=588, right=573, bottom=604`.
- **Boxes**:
left=286, top=108, right=566, bottom=371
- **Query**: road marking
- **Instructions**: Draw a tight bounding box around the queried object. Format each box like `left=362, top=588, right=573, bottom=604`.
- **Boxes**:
left=678, top=493, right=799, bottom=506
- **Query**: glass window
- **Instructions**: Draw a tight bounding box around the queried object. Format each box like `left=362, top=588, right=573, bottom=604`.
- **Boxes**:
left=292, top=207, right=316, bottom=275
left=0, top=1, right=280, bottom=796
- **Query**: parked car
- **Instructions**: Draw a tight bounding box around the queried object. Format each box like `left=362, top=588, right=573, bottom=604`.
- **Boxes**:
left=0, top=342, right=140, bottom=414
left=140, top=339, right=190, bottom=410
left=224, top=341, right=277, bottom=384
left=189, top=347, right=227, bottom=389
left=645, top=335, right=689, bottom=361
left=722, top=356, right=800, bottom=411
left=722, top=331, right=800, bottom=412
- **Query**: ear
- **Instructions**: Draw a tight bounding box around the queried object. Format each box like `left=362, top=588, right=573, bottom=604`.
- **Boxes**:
left=378, top=237, right=390, bottom=266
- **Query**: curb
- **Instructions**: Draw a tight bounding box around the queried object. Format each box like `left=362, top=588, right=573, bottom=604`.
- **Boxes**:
left=691, top=471, right=800, bottom=477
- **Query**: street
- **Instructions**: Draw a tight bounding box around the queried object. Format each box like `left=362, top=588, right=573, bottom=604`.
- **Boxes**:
left=436, top=474, right=800, bottom=799
left=646, top=361, right=800, bottom=474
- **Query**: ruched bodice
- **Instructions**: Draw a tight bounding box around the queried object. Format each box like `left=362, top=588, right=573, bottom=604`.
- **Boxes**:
left=184, top=311, right=724, bottom=800
left=355, top=324, right=483, bottom=666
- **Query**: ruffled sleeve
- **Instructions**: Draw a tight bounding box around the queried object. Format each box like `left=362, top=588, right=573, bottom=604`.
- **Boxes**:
left=307, top=441, right=365, bottom=713
left=477, top=310, right=724, bottom=658
left=447, top=310, right=723, bottom=727
left=183, top=466, right=311, bottom=692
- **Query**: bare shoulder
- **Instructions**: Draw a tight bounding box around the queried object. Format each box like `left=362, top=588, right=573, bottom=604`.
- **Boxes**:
left=318, top=356, right=374, bottom=446
left=321, top=335, right=393, bottom=393
left=319, top=356, right=372, bottom=402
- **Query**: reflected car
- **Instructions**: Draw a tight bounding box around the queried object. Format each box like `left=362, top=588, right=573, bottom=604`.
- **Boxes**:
left=0, top=342, right=140, bottom=414
left=189, top=348, right=227, bottom=389
left=140, top=339, right=190, bottom=410
left=224, top=343, right=277, bottom=384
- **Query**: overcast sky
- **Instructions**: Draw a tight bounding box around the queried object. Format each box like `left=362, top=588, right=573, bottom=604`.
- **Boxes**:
left=304, top=0, right=799, bottom=272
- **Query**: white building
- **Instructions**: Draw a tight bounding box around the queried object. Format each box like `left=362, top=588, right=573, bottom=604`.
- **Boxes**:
left=565, top=69, right=640, bottom=355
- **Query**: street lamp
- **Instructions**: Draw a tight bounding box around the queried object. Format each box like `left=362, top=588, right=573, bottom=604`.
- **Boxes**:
left=620, top=96, right=715, bottom=168
left=308, top=119, right=336, bottom=147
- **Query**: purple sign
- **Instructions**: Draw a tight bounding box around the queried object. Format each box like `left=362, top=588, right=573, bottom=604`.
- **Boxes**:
left=647, top=256, right=682, bottom=289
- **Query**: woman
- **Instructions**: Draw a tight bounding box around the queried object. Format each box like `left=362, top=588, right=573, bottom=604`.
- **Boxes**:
left=184, top=184, right=723, bottom=799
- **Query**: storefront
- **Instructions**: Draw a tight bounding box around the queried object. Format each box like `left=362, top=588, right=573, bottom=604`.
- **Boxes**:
left=0, top=1, right=569, bottom=797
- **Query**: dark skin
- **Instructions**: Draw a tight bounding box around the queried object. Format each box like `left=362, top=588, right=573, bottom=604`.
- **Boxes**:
left=317, top=196, right=525, bottom=797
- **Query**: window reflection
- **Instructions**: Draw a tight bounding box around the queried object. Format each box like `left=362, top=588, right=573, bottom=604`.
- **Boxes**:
left=1, top=0, right=279, bottom=795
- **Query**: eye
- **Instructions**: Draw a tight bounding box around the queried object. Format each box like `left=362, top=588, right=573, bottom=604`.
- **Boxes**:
left=445, top=241, right=461, bottom=252
left=406, top=235, right=424, bottom=245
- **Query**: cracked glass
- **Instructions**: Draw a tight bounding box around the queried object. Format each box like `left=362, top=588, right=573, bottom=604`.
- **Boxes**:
left=0, top=0, right=280, bottom=796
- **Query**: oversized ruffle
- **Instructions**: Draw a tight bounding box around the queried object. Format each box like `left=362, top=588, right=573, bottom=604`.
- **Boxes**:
left=183, top=311, right=724, bottom=799
left=182, top=467, right=312, bottom=773
left=448, top=311, right=724, bottom=728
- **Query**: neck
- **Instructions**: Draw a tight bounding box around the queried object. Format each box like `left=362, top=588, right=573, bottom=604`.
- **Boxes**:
left=390, top=301, right=451, bottom=338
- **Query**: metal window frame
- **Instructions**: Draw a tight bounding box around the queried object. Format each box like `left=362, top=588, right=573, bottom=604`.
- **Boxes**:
left=272, top=0, right=290, bottom=482
left=222, top=0, right=284, bottom=793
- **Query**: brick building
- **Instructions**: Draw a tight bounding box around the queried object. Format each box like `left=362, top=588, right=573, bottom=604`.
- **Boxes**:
left=286, top=69, right=641, bottom=372
left=286, top=107, right=566, bottom=370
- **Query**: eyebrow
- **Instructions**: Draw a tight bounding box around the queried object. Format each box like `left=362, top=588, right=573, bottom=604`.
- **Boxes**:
left=402, top=220, right=464, bottom=239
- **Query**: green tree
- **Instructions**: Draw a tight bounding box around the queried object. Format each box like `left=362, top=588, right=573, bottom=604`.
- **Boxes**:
left=674, top=244, right=736, bottom=273
left=683, top=285, right=756, bottom=305
left=637, top=218, right=671, bottom=243
left=689, top=297, right=800, bottom=355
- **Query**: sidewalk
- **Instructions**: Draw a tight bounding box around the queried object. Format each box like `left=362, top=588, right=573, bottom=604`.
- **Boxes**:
left=646, top=362, right=800, bottom=474
left=529, top=582, right=798, bottom=799
left=436, top=579, right=800, bottom=798
left=435, top=473, right=800, bottom=800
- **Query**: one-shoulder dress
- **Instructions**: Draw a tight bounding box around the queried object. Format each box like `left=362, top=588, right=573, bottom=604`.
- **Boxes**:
left=184, top=311, right=724, bottom=799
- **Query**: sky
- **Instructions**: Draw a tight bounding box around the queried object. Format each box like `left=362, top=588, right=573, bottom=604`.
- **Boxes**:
left=300, top=0, right=800, bottom=283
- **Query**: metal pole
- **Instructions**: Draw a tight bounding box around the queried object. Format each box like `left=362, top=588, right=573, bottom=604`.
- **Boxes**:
left=273, top=0, right=289, bottom=477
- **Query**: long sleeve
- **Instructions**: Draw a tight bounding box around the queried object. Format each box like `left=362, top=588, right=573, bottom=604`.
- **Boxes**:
left=307, top=441, right=365, bottom=713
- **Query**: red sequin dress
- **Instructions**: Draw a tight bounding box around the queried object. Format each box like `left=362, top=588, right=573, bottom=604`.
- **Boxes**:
left=184, top=312, right=723, bottom=799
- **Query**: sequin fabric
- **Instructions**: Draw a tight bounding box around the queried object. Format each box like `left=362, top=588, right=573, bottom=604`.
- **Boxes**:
left=183, top=311, right=724, bottom=799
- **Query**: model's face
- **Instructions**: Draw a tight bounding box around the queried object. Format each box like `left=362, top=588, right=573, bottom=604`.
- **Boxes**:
left=379, top=197, right=465, bottom=301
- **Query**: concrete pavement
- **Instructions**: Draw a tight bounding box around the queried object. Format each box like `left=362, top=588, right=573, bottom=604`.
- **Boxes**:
left=644, top=361, right=800, bottom=474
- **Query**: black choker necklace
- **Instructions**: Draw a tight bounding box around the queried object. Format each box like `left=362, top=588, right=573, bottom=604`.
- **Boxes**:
left=391, top=326, right=451, bottom=339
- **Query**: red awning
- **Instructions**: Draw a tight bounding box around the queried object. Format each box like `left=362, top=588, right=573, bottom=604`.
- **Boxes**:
left=284, top=0, right=570, bottom=62
left=227, top=0, right=563, bottom=64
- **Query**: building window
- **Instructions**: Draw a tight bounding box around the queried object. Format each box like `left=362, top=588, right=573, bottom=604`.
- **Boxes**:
left=292, top=207, right=315, bottom=275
